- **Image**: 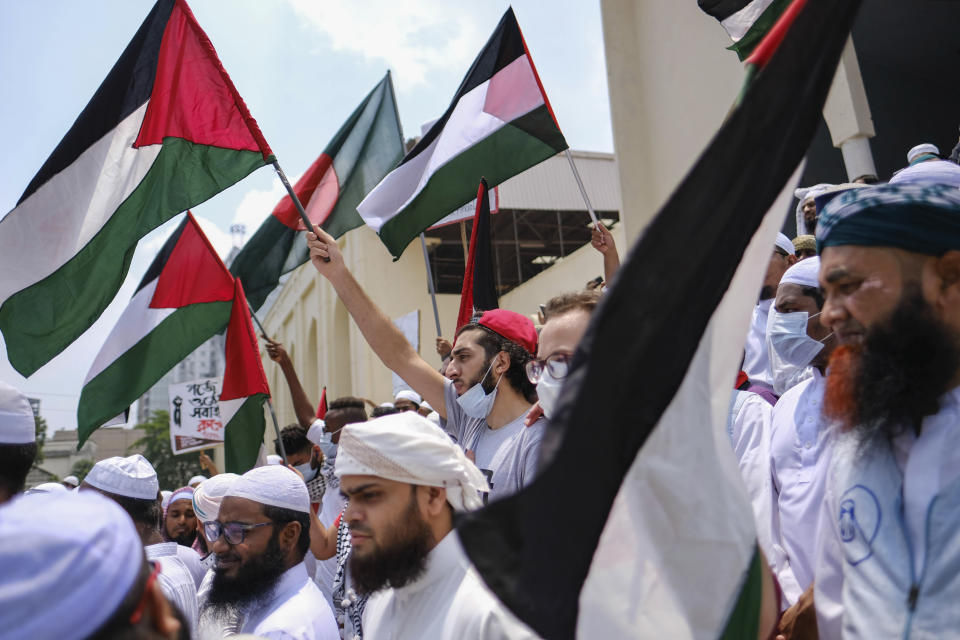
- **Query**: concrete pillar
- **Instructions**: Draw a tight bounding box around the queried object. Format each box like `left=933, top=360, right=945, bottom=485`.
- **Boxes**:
left=822, top=38, right=877, bottom=181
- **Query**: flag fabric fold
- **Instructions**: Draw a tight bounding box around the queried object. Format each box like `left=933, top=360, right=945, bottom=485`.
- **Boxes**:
left=699, top=0, right=793, bottom=60
left=456, top=0, right=859, bottom=638
left=0, top=0, right=271, bottom=376
left=77, top=212, right=235, bottom=446
left=219, top=280, right=271, bottom=473
left=357, top=7, right=568, bottom=259
left=456, top=178, right=499, bottom=330
left=230, top=72, right=405, bottom=310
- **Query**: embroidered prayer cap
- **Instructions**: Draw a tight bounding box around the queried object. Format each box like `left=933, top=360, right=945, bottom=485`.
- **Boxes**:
left=780, top=256, right=820, bottom=288
left=62, top=475, right=80, bottom=487
left=907, top=143, right=939, bottom=164
left=193, top=472, right=240, bottom=523
left=84, top=454, right=159, bottom=500
left=0, top=490, right=144, bottom=639
left=188, top=475, right=207, bottom=487
left=394, top=390, right=422, bottom=405
left=225, top=465, right=311, bottom=514
left=774, top=232, right=796, bottom=257
left=476, top=309, right=538, bottom=355
left=335, top=411, right=490, bottom=512
left=817, top=183, right=960, bottom=255
left=0, top=381, right=35, bottom=444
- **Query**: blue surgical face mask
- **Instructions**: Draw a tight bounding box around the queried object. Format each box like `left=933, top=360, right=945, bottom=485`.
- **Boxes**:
left=317, top=428, right=340, bottom=461
left=293, top=460, right=318, bottom=483
left=456, top=360, right=503, bottom=419
left=767, top=309, right=831, bottom=395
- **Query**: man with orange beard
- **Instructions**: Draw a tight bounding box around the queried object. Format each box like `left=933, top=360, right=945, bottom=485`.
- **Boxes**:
left=811, top=184, right=960, bottom=638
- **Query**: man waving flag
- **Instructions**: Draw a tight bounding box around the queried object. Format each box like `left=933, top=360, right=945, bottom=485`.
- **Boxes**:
left=0, top=0, right=272, bottom=377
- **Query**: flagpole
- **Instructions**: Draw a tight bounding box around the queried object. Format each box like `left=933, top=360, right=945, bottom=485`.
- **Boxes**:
left=420, top=233, right=443, bottom=336
left=244, top=301, right=289, bottom=464
left=563, top=149, right=601, bottom=229
left=271, top=159, right=330, bottom=262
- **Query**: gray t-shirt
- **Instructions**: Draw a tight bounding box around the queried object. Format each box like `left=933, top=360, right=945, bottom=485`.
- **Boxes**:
left=441, top=378, right=545, bottom=502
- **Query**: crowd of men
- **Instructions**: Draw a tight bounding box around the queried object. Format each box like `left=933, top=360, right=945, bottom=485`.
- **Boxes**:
left=4, top=140, right=960, bottom=638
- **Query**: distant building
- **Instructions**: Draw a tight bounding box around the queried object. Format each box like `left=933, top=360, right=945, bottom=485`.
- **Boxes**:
left=28, top=426, right=146, bottom=487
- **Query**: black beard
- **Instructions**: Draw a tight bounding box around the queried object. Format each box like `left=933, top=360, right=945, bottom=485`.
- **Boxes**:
left=204, top=529, right=287, bottom=609
left=349, top=493, right=434, bottom=595
left=846, top=290, right=960, bottom=447
left=169, top=530, right=196, bottom=547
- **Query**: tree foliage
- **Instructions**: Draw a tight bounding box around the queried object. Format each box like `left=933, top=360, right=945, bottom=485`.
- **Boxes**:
left=70, top=458, right=95, bottom=482
left=34, top=415, right=48, bottom=464
left=131, top=410, right=213, bottom=490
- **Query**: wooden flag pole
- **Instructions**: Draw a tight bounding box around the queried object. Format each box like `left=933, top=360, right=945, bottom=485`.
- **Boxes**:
left=245, top=300, right=289, bottom=464
left=271, top=160, right=330, bottom=262
left=564, top=149, right=601, bottom=229
left=420, top=233, right=443, bottom=337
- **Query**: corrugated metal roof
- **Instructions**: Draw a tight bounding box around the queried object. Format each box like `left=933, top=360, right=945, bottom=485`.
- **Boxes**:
left=497, top=150, right=621, bottom=212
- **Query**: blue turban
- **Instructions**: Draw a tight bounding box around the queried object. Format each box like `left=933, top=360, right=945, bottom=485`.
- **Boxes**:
left=816, top=183, right=960, bottom=255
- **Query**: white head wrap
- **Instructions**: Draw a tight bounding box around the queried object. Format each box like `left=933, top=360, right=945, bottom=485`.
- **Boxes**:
left=0, top=381, right=35, bottom=444
left=84, top=454, right=158, bottom=500
left=774, top=232, right=796, bottom=256
left=420, top=400, right=433, bottom=412
left=62, top=475, right=80, bottom=487
left=907, top=143, right=939, bottom=163
left=160, top=490, right=173, bottom=509
left=26, top=482, right=69, bottom=495
left=225, top=465, right=311, bottom=514
left=394, top=390, right=422, bottom=405
left=0, top=491, right=144, bottom=639
left=188, top=475, right=207, bottom=487
left=192, top=472, right=240, bottom=523
left=266, top=454, right=284, bottom=465
left=780, top=256, right=821, bottom=288
left=335, top=412, right=490, bottom=512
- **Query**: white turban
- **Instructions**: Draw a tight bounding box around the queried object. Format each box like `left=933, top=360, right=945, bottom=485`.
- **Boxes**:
left=84, top=454, right=158, bottom=500
left=0, top=491, right=144, bottom=639
left=394, top=390, right=422, bottom=405
left=225, top=465, right=311, bottom=514
left=774, top=232, right=796, bottom=257
left=0, top=381, right=35, bottom=444
left=193, top=473, right=240, bottom=523
left=335, top=412, right=490, bottom=512
left=780, top=256, right=821, bottom=288
left=907, top=143, right=939, bottom=163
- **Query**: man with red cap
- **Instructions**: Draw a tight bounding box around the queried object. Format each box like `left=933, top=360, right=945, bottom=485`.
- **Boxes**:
left=306, top=225, right=545, bottom=503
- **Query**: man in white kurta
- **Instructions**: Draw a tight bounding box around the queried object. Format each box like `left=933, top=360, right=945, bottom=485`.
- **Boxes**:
left=335, top=412, right=539, bottom=640
left=146, top=540, right=200, bottom=635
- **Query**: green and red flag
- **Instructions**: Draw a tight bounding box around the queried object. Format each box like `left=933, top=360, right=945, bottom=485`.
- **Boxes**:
left=456, top=178, right=499, bottom=330
left=230, top=72, right=405, bottom=310
left=356, top=8, right=568, bottom=259
left=0, top=0, right=272, bottom=377
left=316, top=386, right=328, bottom=420
left=699, top=0, right=794, bottom=60
left=219, top=280, right=270, bottom=473
left=78, top=213, right=236, bottom=446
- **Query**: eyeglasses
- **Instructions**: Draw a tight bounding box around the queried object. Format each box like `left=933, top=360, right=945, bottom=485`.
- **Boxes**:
left=203, top=520, right=274, bottom=545
left=524, top=353, right=571, bottom=384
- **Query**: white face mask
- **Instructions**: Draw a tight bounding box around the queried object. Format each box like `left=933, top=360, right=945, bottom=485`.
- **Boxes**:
left=456, top=360, right=503, bottom=419
left=767, top=309, right=830, bottom=395
left=293, top=458, right=318, bottom=483
left=536, top=368, right=563, bottom=419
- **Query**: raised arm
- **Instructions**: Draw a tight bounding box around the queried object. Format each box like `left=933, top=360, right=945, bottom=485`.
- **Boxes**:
left=265, top=338, right=317, bottom=429
left=306, top=225, right=449, bottom=418
left=590, top=223, right=620, bottom=285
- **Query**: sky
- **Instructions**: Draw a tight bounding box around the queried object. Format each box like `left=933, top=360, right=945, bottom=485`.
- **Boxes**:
left=0, top=0, right=614, bottom=432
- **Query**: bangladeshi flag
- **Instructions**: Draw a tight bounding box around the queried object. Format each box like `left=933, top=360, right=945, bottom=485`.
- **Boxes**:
left=0, top=0, right=272, bottom=377
left=357, top=7, right=567, bottom=259
left=230, top=72, right=405, bottom=310
left=78, top=213, right=236, bottom=446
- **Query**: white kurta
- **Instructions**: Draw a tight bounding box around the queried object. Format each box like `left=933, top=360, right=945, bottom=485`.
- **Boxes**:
left=742, top=299, right=774, bottom=388
left=198, top=561, right=339, bottom=640
left=362, top=532, right=540, bottom=640
left=174, top=543, right=207, bottom=588
left=770, top=370, right=833, bottom=604
left=146, top=542, right=199, bottom=637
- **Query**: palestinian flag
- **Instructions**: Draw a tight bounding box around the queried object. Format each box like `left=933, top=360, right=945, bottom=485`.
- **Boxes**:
left=219, top=280, right=270, bottom=473
left=316, top=386, right=328, bottom=420
left=230, top=72, right=405, bottom=310
left=699, top=0, right=793, bottom=60
left=456, top=178, right=499, bottom=330
left=0, top=0, right=272, bottom=377
left=456, top=1, right=859, bottom=638
left=78, top=213, right=235, bottom=446
left=356, top=8, right=567, bottom=259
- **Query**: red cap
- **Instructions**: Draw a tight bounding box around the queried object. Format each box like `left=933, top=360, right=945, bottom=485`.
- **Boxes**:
left=476, top=309, right=538, bottom=355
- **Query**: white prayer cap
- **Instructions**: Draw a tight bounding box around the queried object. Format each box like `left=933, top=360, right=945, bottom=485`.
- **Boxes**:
left=0, top=491, right=144, bottom=639
left=780, top=256, right=820, bottom=288
left=167, top=486, right=193, bottom=506
left=426, top=411, right=441, bottom=426
left=908, top=143, right=939, bottom=163
left=394, top=390, right=422, bottom=405
left=84, top=454, right=159, bottom=500
left=26, top=482, right=68, bottom=495
left=188, top=474, right=207, bottom=487
left=307, top=419, right=326, bottom=445
left=161, top=490, right=173, bottom=508
left=774, top=232, right=796, bottom=256
left=335, top=412, right=490, bottom=512
left=225, top=465, right=310, bottom=514
left=193, top=472, right=240, bottom=522
left=0, top=381, right=35, bottom=444
left=378, top=402, right=395, bottom=409
left=266, top=454, right=284, bottom=465
left=421, top=400, right=433, bottom=412
left=62, top=475, right=80, bottom=487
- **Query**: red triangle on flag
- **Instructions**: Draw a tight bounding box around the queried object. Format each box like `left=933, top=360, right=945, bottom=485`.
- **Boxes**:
left=316, top=386, right=327, bottom=419
left=150, top=212, right=234, bottom=308
left=134, top=0, right=272, bottom=159
left=221, top=280, right=270, bottom=401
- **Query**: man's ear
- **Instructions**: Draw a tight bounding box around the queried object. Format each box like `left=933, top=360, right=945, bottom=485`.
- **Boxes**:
left=279, top=520, right=302, bottom=551
left=934, top=251, right=960, bottom=291
left=420, top=486, right=448, bottom=517
left=494, top=350, right=510, bottom=377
